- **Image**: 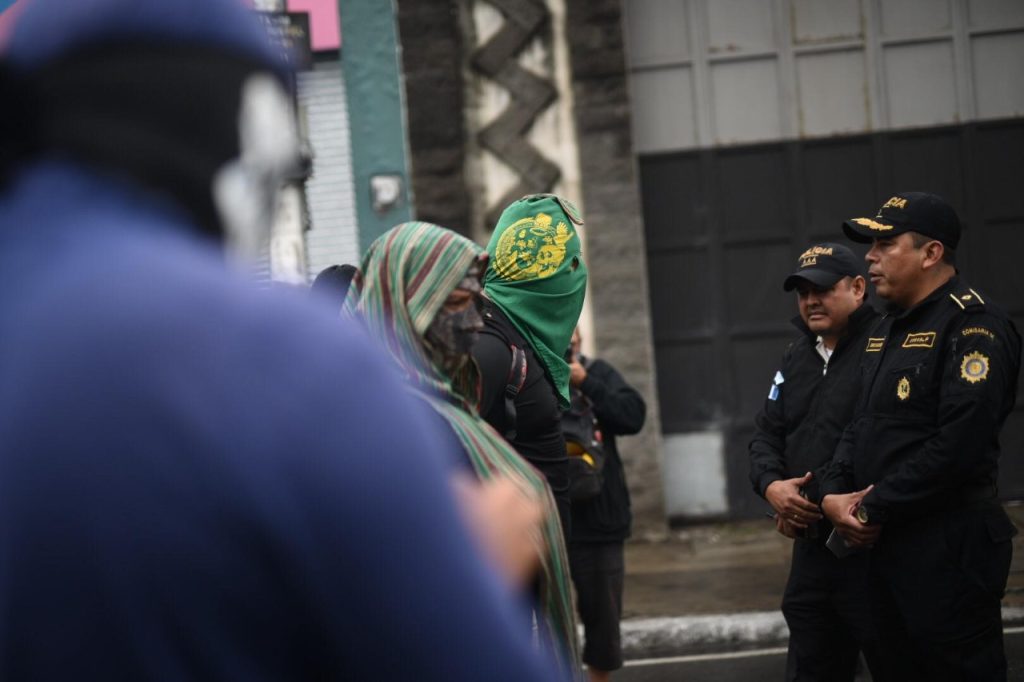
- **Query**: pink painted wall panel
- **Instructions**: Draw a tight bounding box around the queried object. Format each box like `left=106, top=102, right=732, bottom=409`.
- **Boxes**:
left=287, top=0, right=340, bottom=51
left=0, top=0, right=26, bottom=50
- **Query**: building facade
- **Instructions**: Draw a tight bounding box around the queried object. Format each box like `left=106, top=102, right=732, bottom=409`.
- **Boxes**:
left=346, top=0, right=1024, bottom=524
left=624, top=0, right=1024, bottom=519
left=5, top=0, right=1018, bottom=525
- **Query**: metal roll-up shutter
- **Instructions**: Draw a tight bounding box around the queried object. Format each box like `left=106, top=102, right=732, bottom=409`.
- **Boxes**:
left=625, top=0, right=1024, bottom=518
left=297, top=59, right=361, bottom=281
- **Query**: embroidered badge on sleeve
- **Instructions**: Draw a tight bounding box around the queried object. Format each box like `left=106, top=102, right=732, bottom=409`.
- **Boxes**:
left=960, top=351, right=990, bottom=384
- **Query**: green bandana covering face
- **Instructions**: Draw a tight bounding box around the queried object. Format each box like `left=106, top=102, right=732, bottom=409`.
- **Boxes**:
left=484, top=194, right=588, bottom=407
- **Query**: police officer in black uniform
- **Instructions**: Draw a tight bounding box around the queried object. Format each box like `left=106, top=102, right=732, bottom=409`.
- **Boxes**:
left=820, top=192, right=1022, bottom=681
left=749, top=242, right=882, bottom=681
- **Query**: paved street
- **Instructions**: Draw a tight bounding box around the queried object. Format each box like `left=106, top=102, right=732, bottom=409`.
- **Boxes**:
left=615, top=627, right=1024, bottom=681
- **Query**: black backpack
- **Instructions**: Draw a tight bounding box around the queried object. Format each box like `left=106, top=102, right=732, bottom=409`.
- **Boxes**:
left=561, top=387, right=606, bottom=502
left=499, top=338, right=605, bottom=501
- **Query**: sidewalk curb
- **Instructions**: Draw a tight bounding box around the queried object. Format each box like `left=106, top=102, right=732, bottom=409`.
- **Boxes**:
left=620, top=606, right=1024, bottom=659
left=621, top=611, right=788, bottom=659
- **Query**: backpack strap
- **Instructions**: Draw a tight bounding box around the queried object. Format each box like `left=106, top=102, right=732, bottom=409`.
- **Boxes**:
left=503, top=345, right=527, bottom=440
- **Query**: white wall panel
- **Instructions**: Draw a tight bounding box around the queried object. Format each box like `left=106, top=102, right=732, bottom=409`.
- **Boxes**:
left=972, top=32, right=1024, bottom=118
left=662, top=432, right=728, bottom=518
left=707, top=0, right=776, bottom=54
left=625, top=0, right=1024, bottom=152
left=791, top=0, right=863, bottom=44
left=880, top=0, right=953, bottom=37
left=711, top=58, right=782, bottom=143
left=796, top=50, right=870, bottom=135
left=625, top=0, right=690, bottom=66
left=631, top=66, right=697, bottom=152
left=968, top=0, right=1024, bottom=28
left=297, top=61, right=360, bottom=278
left=884, top=41, right=958, bottom=127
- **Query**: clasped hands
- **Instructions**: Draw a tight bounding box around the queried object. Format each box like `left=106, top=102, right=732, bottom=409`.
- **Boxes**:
left=767, top=473, right=880, bottom=546
left=765, top=472, right=822, bottom=539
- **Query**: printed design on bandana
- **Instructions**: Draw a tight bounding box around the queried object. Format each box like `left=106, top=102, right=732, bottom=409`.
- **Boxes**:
left=493, top=212, right=572, bottom=281
left=960, top=351, right=990, bottom=384
left=902, top=331, right=936, bottom=349
left=897, top=376, right=911, bottom=401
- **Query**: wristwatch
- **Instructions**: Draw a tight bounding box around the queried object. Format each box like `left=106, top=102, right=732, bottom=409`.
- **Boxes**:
left=855, top=505, right=869, bottom=524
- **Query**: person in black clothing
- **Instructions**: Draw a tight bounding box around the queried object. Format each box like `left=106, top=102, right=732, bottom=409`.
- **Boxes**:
left=564, top=328, right=645, bottom=682
left=473, top=194, right=588, bottom=541
left=749, top=242, right=882, bottom=681
left=820, top=192, right=1021, bottom=681
left=310, top=263, right=358, bottom=311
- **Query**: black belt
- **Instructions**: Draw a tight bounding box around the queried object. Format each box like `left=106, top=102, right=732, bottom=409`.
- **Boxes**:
left=960, top=483, right=998, bottom=504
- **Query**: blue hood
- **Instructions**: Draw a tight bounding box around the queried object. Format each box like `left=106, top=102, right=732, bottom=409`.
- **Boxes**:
left=6, top=0, right=282, bottom=73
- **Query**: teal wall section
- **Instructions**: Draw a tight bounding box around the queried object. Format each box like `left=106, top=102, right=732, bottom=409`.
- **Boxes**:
left=337, top=0, right=412, bottom=252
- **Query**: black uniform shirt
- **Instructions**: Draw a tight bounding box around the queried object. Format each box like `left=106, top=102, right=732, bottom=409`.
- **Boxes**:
left=820, top=277, right=1022, bottom=524
left=749, top=303, right=880, bottom=504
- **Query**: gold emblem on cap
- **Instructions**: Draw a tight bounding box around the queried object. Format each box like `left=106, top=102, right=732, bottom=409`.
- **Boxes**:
left=798, top=245, right=834, bottom=268
left=493, top=212, right=572, bottom=281
left=881, top=197, right=908, bottom=210
left=897, top=376, right=910, bottom=401
left=851, top=217, right=893, bottom=232
left=856, top=506, right=869, bottom=524
left=960, top=351, right=990, bottom=384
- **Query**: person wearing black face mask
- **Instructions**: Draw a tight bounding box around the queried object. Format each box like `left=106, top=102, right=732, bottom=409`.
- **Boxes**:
left=423, top=266, right=486, bottom=376
left=351, top=221, right=583, bottom=677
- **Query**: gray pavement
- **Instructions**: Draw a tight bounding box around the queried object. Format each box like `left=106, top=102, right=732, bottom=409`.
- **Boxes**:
left=617, top=501, right=1024, bottom=659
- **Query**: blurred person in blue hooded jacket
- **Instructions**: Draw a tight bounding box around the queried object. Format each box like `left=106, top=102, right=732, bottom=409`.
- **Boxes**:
left=0, top=1, right=569, bottom=680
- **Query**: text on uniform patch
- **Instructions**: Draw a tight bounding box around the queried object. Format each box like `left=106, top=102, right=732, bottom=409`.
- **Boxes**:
left=902, top=332, right=936, bottom=349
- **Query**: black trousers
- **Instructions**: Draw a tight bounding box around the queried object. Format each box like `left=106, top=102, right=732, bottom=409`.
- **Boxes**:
left=569, top=541, right=625, bottom=672
left=782, top=536, right=882, bottom=682
left=865, top=503, right=1015, bottom=682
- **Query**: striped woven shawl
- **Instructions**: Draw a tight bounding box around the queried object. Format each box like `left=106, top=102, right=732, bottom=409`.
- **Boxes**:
left=352, top=222, right=581, bottom=675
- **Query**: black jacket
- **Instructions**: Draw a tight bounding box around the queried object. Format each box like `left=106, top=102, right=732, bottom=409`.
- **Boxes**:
left=749, top=303, right=880, bottom=505
left=473, top=301, right=571, bottom=539
left=819, top=277, right=1022, bottom=525
left=569, top=357, right=646, bottom=543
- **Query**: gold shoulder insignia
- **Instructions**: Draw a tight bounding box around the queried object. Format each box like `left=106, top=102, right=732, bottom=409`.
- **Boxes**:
left=865, top=337, right=885, bottom=352
left=960, top=351, right=990, bottom=384
left=950, top=288, right=985, bottom=311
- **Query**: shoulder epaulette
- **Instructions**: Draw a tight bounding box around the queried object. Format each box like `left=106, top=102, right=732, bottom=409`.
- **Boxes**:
left=949, top=286, right=986, bottom=312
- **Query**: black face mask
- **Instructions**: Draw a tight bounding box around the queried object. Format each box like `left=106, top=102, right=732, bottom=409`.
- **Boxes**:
left=424, top=300, right=484, bottom=374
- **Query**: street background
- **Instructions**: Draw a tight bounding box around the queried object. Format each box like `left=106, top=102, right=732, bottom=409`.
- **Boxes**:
left=614, top=502, right=1024, bottom=679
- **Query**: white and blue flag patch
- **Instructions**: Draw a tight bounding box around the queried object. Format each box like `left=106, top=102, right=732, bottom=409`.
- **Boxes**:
left=768, top=370, right=784, bottom=401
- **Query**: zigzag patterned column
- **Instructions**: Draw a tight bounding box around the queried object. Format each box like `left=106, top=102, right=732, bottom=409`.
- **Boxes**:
left=471, top=0, right=561, bottom=226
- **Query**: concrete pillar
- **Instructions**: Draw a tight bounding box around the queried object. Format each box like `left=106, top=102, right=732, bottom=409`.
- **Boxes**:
left=564, top=0, right=666, bottom=536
